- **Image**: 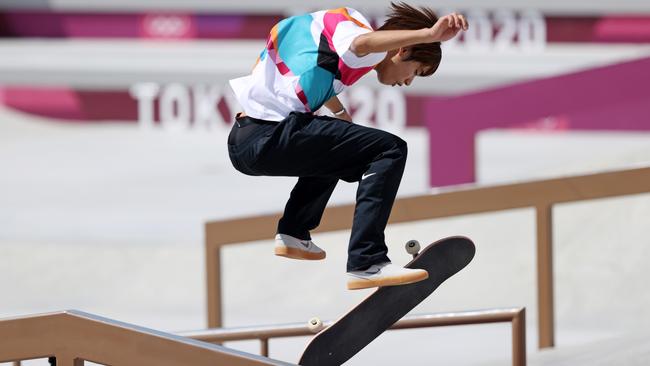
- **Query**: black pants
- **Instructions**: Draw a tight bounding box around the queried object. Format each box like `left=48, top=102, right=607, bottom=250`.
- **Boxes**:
left=227, top=112, right=407, bottom=271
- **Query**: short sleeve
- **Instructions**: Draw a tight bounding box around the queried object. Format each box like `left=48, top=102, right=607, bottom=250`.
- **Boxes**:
left=331, top=13, right=387, bottom=68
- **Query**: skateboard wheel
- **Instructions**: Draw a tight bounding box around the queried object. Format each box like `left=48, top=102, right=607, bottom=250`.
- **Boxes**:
left=405, top=240, right=421, bottom=255
left=308, top=317, right=324, bottom=332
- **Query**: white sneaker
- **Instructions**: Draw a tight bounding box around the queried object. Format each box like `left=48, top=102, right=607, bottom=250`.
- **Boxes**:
left=347, top=262, right=428, bottom=290
left=274, top=233, right=326, bottom=260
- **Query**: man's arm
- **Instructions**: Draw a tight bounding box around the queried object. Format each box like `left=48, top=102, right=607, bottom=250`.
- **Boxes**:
left=323, top=95, right=352, bottom=122
left=351, top=13, right=468, bottom=56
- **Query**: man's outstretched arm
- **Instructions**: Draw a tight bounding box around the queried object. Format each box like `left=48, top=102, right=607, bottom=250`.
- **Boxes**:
left=351, top=13, right=468, bottom=57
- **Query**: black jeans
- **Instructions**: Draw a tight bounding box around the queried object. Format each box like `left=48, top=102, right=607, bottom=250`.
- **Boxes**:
left=227, top=112, right=407, bottom=271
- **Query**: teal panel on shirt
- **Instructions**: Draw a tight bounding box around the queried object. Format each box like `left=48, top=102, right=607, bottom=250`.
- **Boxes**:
left=299, top=66, right=336, bottom=111
left=276, top=14, right=318, bottom=76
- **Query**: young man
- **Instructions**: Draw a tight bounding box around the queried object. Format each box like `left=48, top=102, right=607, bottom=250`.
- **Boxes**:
left=228, top=3, right=468, bottom=290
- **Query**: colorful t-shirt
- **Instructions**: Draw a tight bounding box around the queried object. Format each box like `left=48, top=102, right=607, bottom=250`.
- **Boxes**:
left=229, top=7, right=386, bottom=121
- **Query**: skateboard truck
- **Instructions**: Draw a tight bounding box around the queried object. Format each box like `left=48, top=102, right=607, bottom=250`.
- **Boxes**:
left=405, top=239, right=421, bottom=258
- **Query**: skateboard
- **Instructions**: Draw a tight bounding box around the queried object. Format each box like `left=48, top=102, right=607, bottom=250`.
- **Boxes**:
left=299, top=236, right=475, bottom=366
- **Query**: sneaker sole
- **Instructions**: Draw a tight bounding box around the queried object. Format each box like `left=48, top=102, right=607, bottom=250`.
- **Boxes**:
left=347, top=270, right=429, bottom=290
left=275, top=246, right=326, bottom=260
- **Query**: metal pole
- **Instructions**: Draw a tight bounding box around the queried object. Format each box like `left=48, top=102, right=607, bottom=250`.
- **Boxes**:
left=260, top=339, right=269, bottom=357
left=536, top=205, right=555, bottom=348
left=206, top=230, right=222, bottom=328
left=512, top=308, right=526, bottom=366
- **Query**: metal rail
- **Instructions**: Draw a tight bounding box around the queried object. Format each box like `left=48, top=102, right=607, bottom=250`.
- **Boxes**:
left=180, top=308, right=526, bottom=366
left=205, top=165, right=650, bottom=348
left=0, top=310, right=293, bottom=366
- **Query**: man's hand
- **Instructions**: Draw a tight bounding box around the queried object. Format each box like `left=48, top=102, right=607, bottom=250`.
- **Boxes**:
left=428, top=13, right=468, bottom=43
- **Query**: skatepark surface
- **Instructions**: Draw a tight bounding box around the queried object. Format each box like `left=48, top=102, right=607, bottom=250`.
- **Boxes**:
left=482, top=331, right=650, bottom=366
left=1, top=105, right=650, bottom=365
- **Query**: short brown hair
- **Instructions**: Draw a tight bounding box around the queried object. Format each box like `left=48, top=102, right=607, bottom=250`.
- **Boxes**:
left=377, top=2, right=442, bottom=76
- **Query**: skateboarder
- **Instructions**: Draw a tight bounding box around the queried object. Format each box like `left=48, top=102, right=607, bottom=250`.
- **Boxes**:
left=228, top=3, right=468, bottom=290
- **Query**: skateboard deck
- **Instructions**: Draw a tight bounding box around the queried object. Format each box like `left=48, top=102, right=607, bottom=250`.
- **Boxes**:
left=299, top=236, right=475, bottom=366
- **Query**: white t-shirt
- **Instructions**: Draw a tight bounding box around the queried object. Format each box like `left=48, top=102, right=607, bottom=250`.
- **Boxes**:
left=229, top=7, right=386, bottom=121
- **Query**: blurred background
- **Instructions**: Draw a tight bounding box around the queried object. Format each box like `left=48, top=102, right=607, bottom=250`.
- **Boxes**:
left=1, top=1, right=649, bottom=365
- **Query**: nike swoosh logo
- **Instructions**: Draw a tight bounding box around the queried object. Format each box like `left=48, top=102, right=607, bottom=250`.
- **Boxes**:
left=362, top=172, right=376, bottom=180
left=364, top=268, right=380, bottom=275
left=300, top=241, right=310, bottom=249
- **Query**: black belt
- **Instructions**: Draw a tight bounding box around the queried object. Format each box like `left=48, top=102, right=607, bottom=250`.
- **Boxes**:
left=235, top=114, right=279, bottom=127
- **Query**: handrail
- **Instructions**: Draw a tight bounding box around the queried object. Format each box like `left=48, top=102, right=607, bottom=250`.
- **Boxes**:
left=0, top=310, right=295, bottom=366
left=205, top=165, right=650, bottom=348
left=180, top=308, right=526, bottom=366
